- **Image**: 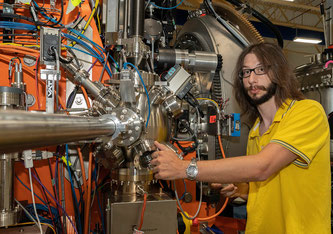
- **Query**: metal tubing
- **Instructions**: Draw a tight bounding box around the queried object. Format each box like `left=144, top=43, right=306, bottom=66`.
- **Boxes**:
left=129, top=0, right=145, bottom=37
left=61, top=63, right=117, bottom=108
left=0, top=111, right=116, bottom=153
left=157, top=49, right=220, bottom=72
left=0, top=154, right=15, bottom=211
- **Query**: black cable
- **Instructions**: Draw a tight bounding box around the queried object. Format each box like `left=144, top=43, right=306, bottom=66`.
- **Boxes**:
left=98, top=50, right=110, bottom=82
left=31, top=0, right=64, bottom=27
left=66, top=86, right=80, bottom=109
left=66, top=47, right=80, bottom=67
left=225, top=0, right=284, bottom=48
left=251, top=8, right=283, bottom=48
left=172, top=119, right=198, bottom=155
left=0, top=13, right=35, bottom=24
left=32, top=167, right=57, bottom=231
left=204, top=0, right=248, bottom=47
left=185, top=92, right=204, bottom=118
left=0, top=33, right=39, bottom=37
left=47, top=158, right=63, bottom=233
left=68, top=165, right=85, bottom=231
left=59, top=54, right=73, bottom=64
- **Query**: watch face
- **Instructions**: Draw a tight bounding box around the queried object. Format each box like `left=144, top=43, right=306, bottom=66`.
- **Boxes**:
left=188, top=166, right=197, bottom=175
left=187, top=165, right=198, bottom=179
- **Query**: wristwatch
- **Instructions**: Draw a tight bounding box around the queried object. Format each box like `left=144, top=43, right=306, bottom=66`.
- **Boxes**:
left=186, top=158, right=198, bottom=180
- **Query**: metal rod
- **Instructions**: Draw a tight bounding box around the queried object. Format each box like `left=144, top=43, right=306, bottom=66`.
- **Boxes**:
left=0, top=110, right=116, bottom=153
left=129, top=0, right=145, bottom=37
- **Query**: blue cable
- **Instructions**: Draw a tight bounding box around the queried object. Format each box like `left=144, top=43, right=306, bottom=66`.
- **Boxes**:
left=0, top=21, right=37, bottom=31
left=63, top=33, right=103, bottom=60
left=63, top=33, right=113, bottom=78
left=68, top=28, right=105, bottom=57
left=25, top=204, right=60, bottom=225
left=150, top=0, right=185, bottom=10
left=66, top=144, right=82, bottom=234
left=66, top=29, right=120, bottom=73
left=123, top=62, right=151, bottom=127
left=108, top=54, right=120, bottom=70
left=179, top=179, right=187, bottom=200
left=32, top=0, right=112, bottom=74
left=63, top=45, right=97, bottom=58
left=15, top=175, right=48, bottom=206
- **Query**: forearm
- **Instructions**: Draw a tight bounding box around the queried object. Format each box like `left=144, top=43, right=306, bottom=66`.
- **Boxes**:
left=195, top=154, right=265, bottom=183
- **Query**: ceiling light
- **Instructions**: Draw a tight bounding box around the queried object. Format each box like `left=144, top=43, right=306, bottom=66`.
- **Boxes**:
left=293, top=37, right=322, bottom=44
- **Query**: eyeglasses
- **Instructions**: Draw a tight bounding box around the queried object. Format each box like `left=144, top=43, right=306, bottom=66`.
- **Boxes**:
left=238, top=65, right=270, bottom=79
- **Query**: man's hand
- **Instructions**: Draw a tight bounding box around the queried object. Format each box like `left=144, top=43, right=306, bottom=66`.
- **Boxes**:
left=150, top=141, right=188, bottom=180
left=211, top=183, right=249, bottom=200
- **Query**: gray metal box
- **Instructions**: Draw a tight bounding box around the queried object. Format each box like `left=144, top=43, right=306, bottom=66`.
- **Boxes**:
left=107, top=193, right=177, bottom=234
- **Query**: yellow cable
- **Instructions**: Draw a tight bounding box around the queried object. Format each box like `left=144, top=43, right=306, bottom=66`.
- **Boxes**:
left=197, top=97, right=219, bottom=109
left=69, top=0, right=99, bottom=47
left=96, top=12, right=102, bottom=34
left=0, top=43, right=39, bottom=48
left=41, top=222, right=56, bottom=234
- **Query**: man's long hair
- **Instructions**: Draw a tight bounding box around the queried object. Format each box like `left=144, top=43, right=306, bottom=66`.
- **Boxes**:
left=233, top=43, right=305, bottom=123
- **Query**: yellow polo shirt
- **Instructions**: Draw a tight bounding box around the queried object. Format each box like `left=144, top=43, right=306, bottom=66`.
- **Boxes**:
left=246, top=99, right=331, bottom=234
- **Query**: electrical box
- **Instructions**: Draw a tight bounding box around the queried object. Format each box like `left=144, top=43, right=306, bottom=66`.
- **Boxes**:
left=40, top=27, right=61, bottom=65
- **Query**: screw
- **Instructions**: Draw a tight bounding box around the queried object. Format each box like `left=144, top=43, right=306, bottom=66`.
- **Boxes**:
left=129, top=137, right=134, bottom=142
left=75, top=96, right=83, bottom=105
left=122, top=109, right=128, bottom=114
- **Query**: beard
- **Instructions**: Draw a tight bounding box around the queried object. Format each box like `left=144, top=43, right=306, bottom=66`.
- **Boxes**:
left=245, top=83, right=277, bottom=106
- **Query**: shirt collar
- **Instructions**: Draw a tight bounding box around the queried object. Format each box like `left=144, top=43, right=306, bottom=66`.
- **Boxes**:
left=249, top=99, right=295, bottom=138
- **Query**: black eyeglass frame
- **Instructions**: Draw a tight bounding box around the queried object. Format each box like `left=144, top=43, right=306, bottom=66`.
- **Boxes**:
left=238, top=65, right=271, bottom=80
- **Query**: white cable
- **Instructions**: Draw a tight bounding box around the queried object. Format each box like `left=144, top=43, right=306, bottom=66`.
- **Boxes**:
left=28, top=168, right=43, bottom=234
left=174, top=108, right=203, bottom=220
left=14, top=198, right=38, bottom=226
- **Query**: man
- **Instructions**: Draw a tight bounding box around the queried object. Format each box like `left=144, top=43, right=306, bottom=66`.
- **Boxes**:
left=151, top=43, right=331, bottom=234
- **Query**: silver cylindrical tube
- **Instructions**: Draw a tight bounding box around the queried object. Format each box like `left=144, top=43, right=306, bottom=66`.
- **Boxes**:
left=129, top=0, right=145, bottom=37
left=0, top=154, right=15, bottom=212
left=0, top=111, right=116, bottom=153
left=61, top=63, right=117, bottom=108
left=157, top=49, right=221, bottom=72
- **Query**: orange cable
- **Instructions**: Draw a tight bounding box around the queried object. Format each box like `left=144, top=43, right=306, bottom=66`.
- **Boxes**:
left=197, top=197, right=229, bottom=221
left=80, top=86, right=91, bottom=108
left=184, top=135, right=228, bottom=222
left=159, top=180, right=164, bottom=189
left=195, top=135, right=227, bottom=221
left=77, top=147, right=87, bottom=197
left=218, top=135, right=226, bottom=159
left=0, top=47, right=39, bottom=57
left=84, top=150, right=93, bottom=234
left=138, top=193, right=148, bottom=230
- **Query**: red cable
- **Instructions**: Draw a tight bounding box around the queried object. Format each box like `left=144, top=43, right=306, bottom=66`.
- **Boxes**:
left=138, top=193, right=147, bottom=230
left=84, top=150, right=93, bottom=234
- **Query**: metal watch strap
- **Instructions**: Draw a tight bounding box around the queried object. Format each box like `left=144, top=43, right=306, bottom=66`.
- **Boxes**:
left=186, top=157, right=198, bottom=180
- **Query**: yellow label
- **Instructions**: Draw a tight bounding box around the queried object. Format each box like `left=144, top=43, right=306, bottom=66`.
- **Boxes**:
left=61, top=156, right=72, bottom=166
left=71, top=0, right=81, bottom=7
